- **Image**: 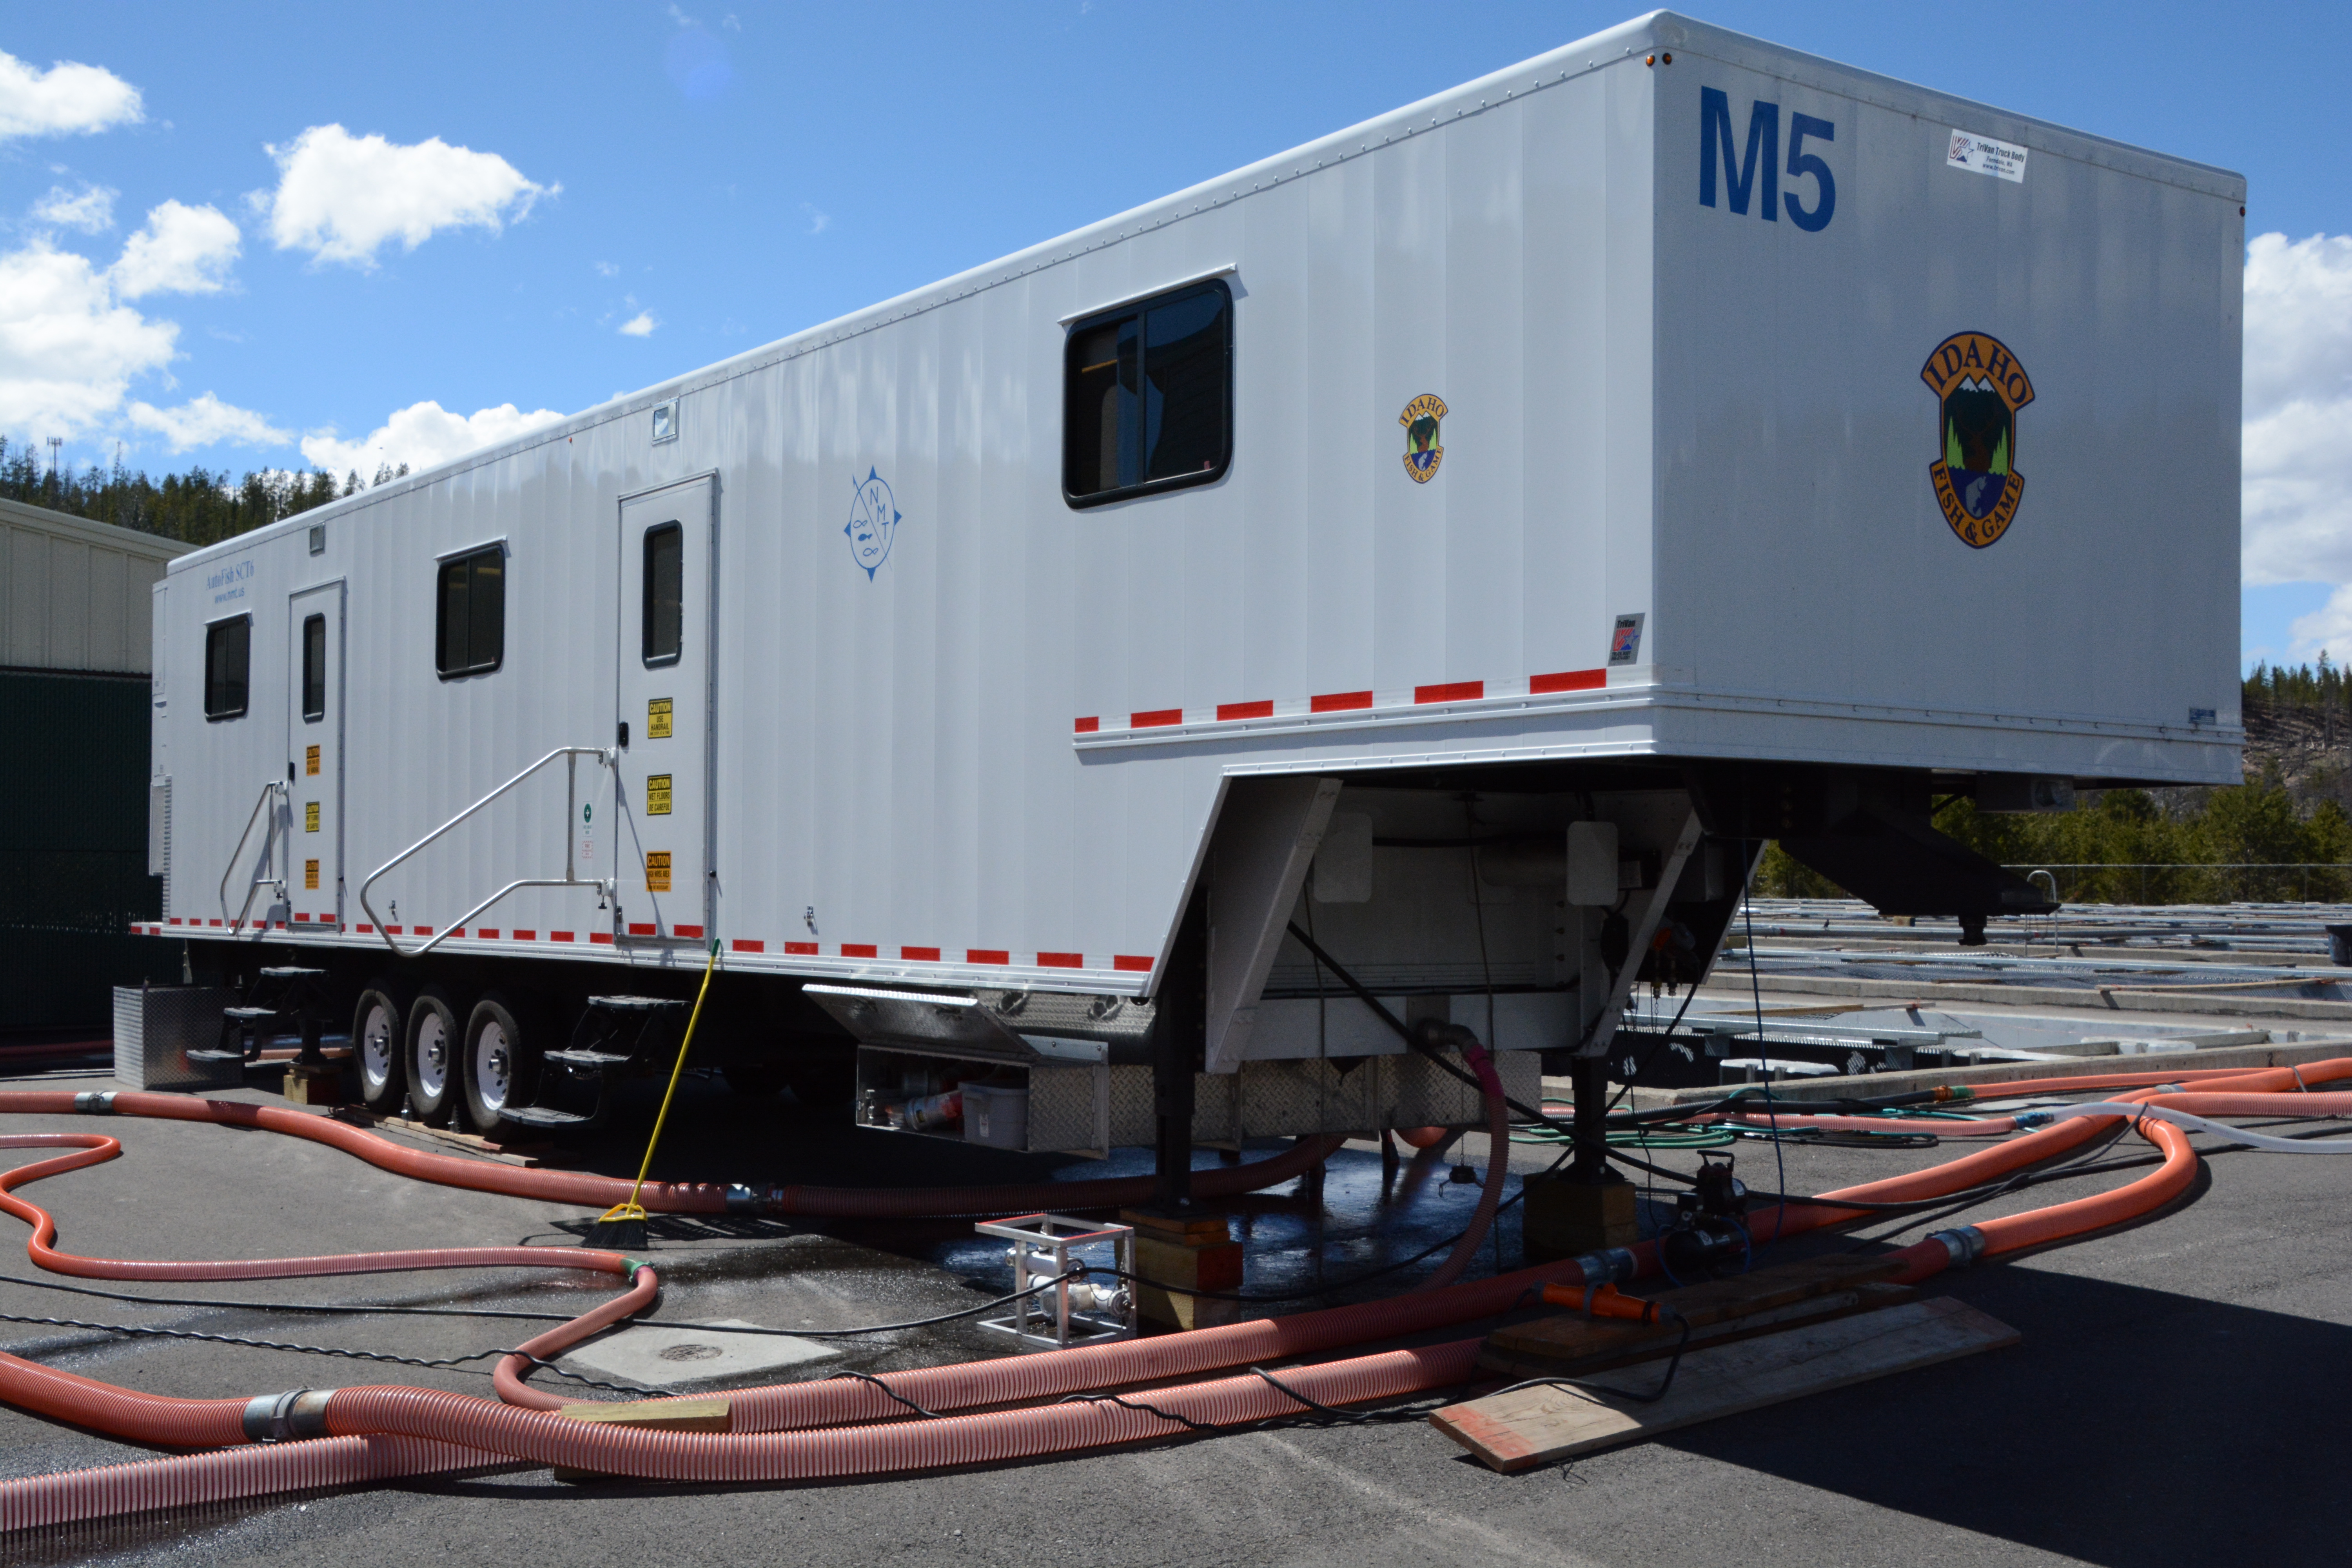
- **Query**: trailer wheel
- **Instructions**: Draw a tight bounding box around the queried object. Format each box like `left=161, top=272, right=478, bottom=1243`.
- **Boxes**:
left=463, top=992, right=542, bottom=1138
left=352, top=980, right=413, bottom=1110
left=406, top=985, right=464, bottom=1125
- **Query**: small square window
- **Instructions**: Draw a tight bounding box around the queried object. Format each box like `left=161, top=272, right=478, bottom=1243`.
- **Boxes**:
left=307, top=523, right=325, bottom=555
left=1064, top=279, right=1233, bottom=507
left=436, top=546, right=505, bottom=679
left=204, top=616, right=249, bottom=720
left=651, top=400, right=679, bottom=444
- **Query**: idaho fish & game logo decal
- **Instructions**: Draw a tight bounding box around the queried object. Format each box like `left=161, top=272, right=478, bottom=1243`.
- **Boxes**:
left=845, top=467, right=901, bottom=579
left=1399, top=394, right=1446, bottom=483
left=1921, top=332, right=2034, bottom=548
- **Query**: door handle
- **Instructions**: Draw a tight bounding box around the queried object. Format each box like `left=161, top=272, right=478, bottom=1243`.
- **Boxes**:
left=617, top=720, right=630, bottom=749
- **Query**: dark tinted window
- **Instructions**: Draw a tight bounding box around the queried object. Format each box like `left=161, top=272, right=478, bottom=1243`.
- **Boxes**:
left=436, top=546, right=505, bottom=678
left=642, top=522, right=682, bottom=666
left=204, top=617, right=249, bottom=720
left=1064, top=279, right=1231, bottom=506
left=301, top=613, right=326, bottom=721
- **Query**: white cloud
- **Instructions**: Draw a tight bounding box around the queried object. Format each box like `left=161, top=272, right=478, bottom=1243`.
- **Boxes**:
left=262, top=124, right=552, bottom=267
left=619, top=311, right=657, bottom=337
left=801, top=202, right=831, bottom=235
left=0, top=238, right=178, bottom=435
left=31, top=183, right=116, bottom=233
left=108, top=201, right=240, bottom=299
left=593, top=259, right=619, bottom=278
left=125, top=392, right=290, bottom=451
left=0, top=51, right=142, bottom=142
left=299, top=399, right=566, bottom=478
left=2243, top=233, right=2352, bottom=618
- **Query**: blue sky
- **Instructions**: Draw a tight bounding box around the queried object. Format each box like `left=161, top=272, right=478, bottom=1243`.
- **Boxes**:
left=3, top=3, right=2347, bottom=671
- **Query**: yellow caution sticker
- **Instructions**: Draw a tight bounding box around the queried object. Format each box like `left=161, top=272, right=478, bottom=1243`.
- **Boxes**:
left=647, top=774, right=672, bottom=815
left=304, top=801, right=320, bottom=833
left=305, top=745, right=320, bottom=777
left=648, top=697, right=673, bottom=739
left=646, top=851, right=671, bottom=893
left=304, top=859, right=319, bottom=890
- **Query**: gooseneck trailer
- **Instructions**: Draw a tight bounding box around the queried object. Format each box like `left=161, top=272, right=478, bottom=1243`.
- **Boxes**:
left=137, top=11, right=2242, bottom=1189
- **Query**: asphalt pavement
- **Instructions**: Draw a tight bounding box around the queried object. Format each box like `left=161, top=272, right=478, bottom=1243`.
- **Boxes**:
left=0, top=1056, right=2342, bottom=1568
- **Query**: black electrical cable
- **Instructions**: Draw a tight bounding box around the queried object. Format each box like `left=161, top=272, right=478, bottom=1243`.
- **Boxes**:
left=827, top=1369, right=943, bottom=1419
left=1054, top=1376, right=1463, bottom=1436
left=0, top=1311, right=662, bottom=1397
left=0, top=1268, right=1084, bottom=1343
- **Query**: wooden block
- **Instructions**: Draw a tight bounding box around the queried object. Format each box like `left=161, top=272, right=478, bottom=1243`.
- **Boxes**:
left=1433, top=1296, right=2019, bottom=1473
left=1132, top=1227, right=1245, bottom=1330
left=553, top=1397, right=730, bottom=1481
left=1120, top=1207, right=1233, bottom=1241
left=282, top=1062, right=344, bottom=1106
left=1520, top=1174, right=1639, bottom=1259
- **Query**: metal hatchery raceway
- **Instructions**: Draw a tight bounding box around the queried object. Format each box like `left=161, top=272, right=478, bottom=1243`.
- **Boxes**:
left=0, top=900, right=2340, bottom=1564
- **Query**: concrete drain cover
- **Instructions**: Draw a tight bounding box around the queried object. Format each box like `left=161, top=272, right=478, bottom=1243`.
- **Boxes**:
left=561, top=1319, right=839, bottom=1390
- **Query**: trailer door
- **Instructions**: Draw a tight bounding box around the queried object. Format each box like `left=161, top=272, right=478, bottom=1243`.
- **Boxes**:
left=287, top=581, right=344, bottom=929
left=615, top=477, right=715, bottom=944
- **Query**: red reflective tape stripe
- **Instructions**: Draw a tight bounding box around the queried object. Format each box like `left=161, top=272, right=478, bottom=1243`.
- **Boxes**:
left=784, top=941, right=818, bottom=955
left=1217, top=700, right=1274, bottom=721
left=477, top=928, right=498, bottom=938
left=675, top=925, right=704, bottom=939
left=1074, top=716, right=1100, bottom=733
left=1036, top=951, right=1082, bottom=968
left=1131, top=708, right=1183, bottom=729
left=450, top=929, right=465, bottom=938
left=967, top=949, right=1009, bottom=965
left=840, top=943, right=877, bottom=958
left=1529, top=668, right=1605, bottom=693
left=356, top=924, right=372, bottom=933
left=513, top=929, right=535, bottom=940
left=211, top=919, right=223, bottom=926
left=294, top=913, right=310, bottom=921
left=414, top=926, right=433, bottom=936
left=551, top=931, right=575, bottom=942
left=901, top=946, right=941, bottom=961
left=629, top=923, right=657, bottom=935
left=385, top=926, right=403, bottom=935
left=1310, top=690, right=1373, bottom=713
left=591, top=932, right=614, bottom=944
left=168, top=917, right=181, bottom=926
left=1113, top=955, right=1154, bottom=973
left=732, top=938, right=764, bottom=953
left=1414, top=680, right=1484, bottom=704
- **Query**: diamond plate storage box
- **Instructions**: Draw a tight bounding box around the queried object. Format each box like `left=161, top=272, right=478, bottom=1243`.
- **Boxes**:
left=113, top=985, right=240, bottom=1090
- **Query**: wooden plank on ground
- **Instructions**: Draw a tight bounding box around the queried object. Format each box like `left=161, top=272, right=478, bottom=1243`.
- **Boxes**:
left=1434, top=1296, right=2018, bottom=1474
left=1476, top=1282, right=1915, bottom=1382
left=1481, top=1252, right=1906, bottom=1371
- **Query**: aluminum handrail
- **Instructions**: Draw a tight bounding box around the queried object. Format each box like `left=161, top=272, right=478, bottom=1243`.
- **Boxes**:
left=358, top=746, right=614, bottom=958
left=218, top=778, right=288, bottom=933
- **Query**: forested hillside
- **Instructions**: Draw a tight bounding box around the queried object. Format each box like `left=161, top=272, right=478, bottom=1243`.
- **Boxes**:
left=0, top=438, right=401, bottom=546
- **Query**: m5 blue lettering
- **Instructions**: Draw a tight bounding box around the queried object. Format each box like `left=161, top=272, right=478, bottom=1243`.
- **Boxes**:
left=1700, top=88, right=1835, bottom=232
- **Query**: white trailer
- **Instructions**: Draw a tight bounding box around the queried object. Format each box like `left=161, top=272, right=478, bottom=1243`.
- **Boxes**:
left=138, top=11, right=2242, bottom=1169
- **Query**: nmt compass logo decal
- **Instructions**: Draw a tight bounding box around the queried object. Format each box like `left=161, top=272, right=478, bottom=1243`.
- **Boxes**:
left=1921, top=332, right=2035, bottom=549
left=844, top=468, right=901, bottom=580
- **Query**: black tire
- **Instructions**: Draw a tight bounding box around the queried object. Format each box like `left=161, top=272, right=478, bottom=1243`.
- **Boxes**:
left=352, top=980, right=413, bottom=1111
left=722, top=1059, right=789, bottom=1098
left=463, top=992, right=542, bottom=1138
left=405, top=985, right=464, bottom=1125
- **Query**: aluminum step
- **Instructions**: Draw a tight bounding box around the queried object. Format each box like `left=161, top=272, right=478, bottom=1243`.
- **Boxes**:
left=544, top=1049, right=635, bottom=1068
left=584, top=995, right=688, bottom=1013
left=257, top=967, right=327, bottom=978
left=222, top=1007, right=280, bottom=1021
left=497, top=1105, right=596, bottom=1128
left=187, top=1049, right=252, bottom=1063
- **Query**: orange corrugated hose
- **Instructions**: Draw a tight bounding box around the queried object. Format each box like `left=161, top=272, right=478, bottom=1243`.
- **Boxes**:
left=0, top=1060, right=2338, bottom=1528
